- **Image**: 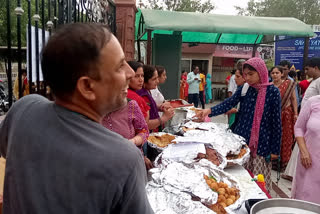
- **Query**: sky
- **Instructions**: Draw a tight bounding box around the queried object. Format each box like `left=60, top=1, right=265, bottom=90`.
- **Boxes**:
left=138, top=0, right=250, bottom=15
left=211, top=0, right=250, bottom=15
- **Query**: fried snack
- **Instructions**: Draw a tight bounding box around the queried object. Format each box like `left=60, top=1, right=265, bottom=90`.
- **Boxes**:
left=209, top=203, right=227, bottom=214
left=196, top=147, right=221, bottom=166
left=148, top=134, right=176, bottom=148
left=189, top=107, right=202, bottom=114
left=226, top=146, right=248, bottom=160
left=182, top=127, right=195, bottom=132
left=204, top=174, right=240, bottom=212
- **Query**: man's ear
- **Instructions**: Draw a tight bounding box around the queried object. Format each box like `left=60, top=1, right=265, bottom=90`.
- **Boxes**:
left=76, top=76, right=96, bottom=101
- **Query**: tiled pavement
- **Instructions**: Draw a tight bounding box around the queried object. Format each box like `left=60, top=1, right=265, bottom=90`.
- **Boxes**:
left=206, top=100, right=292, bottom=199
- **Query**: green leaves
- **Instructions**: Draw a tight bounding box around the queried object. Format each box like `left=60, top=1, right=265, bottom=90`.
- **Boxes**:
left=1, top=0, right=50, bottom=46
left=146, top=0, right=215, bottom=13
left=235, top=0, right=320, bottom=25
left=209, top=175, right=217, bottom=181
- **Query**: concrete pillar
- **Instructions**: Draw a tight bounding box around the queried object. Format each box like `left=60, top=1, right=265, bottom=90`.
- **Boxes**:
left=114, top=0, right=137, bottom=60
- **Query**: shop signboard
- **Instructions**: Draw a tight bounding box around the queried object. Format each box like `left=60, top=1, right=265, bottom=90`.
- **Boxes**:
left=275, top=32, right=320, bottom=70
left=213, top=44, right=259, bottom=59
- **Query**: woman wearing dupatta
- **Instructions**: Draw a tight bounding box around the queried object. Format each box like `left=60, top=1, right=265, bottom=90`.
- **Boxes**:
left=205, top=73, right=212, bottom=104
left=271, top=66, right=298, bottom=170
left=137, top=65, right=174, bottom=132
left=195, top=58, right=282, bottom=192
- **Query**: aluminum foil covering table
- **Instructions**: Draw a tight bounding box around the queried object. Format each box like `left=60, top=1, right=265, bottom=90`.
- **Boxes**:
left=147, top=162, right=246, bottom=214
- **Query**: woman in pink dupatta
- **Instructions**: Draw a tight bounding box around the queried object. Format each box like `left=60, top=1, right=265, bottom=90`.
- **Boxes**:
left=194, top=58, right=282, bottom=192
left=292, top=95, right=320, bottom=204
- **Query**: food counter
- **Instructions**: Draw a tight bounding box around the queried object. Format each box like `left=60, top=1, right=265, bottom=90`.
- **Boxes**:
left=146, top=117, right=269, bottom=214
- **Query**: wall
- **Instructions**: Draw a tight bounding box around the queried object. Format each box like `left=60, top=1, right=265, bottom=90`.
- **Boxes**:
left=181, top=53, right=213, bottom=75
left=114, top=0, right=136, bottom=60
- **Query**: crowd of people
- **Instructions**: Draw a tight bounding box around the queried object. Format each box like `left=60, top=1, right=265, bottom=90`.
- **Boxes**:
left=179, top=66, right=212, bottom=109
left=0, top=22, right=319, bottom=213
left=194, top=57, right=320, bottom=204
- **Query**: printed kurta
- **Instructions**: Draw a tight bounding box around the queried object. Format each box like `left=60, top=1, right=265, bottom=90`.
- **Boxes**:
left=209, top=85, right=282, bottom=157
left=102, top=100, right=149, bottom=143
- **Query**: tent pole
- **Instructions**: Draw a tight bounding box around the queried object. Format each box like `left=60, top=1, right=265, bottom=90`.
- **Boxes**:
left=252, top=35, right=260, bottom=58
left=252, top=45, right=257, bottom=58
left=137, top=39, right=141, bottom=62
left=303, top=37, right=309, bottom=69
left=147, top=30, right=152, bottom=64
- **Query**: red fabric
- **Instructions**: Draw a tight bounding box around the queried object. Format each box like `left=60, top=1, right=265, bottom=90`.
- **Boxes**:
left=180, top=75, right=189, bottom=99
left=169, top=100, right=193, bottom=108
left=127, top=89, right=150, bottom=118
left=247, top=169, right=272, bottom=199
left=226, top=75, right=231, bottom=82
left=299, top=80, right=311, bottom=96
left=278, top=80, right=295, bottom=168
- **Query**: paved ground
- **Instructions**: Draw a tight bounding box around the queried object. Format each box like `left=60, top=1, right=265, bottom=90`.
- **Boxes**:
left=205, top=100, right=292, bottom=199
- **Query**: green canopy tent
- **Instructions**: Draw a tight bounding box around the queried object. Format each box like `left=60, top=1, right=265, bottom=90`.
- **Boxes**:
left=136, top=9, right=314, bottom=64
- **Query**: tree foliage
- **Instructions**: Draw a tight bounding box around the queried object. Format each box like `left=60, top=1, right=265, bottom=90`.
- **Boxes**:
left=235, top=0, right=320, bottom=25
left=0, top=0, right=50, bottom=47
left=145, top=0, right=215, bottom=13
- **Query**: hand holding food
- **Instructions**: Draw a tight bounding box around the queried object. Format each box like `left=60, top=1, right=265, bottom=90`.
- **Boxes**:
left=160, top=102, right=172, bottom=111
left=193, top=109, right=211, bottom=122
left=162, top=107, right=175, bottom=122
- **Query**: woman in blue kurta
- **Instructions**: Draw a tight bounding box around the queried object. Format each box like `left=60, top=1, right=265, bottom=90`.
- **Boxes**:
left=195, top=57, right=282, bottom=192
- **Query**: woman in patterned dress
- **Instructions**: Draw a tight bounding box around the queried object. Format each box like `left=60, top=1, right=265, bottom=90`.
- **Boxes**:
left=195, top=57, right=282, bottom=192
left=103, top=61, right=153, bottom=170
left=102, top=99, right=149, bottom=149
left=271, top=66, right=298, bottom=170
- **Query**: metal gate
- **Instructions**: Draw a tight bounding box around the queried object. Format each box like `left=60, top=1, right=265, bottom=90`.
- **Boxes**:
left=2, top=0, right=116, bottom=111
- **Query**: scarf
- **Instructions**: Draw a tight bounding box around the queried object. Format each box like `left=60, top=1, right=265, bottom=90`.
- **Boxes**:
left=243, top=57, right=271, bottom=157
left=136, top=88, right=159, bottom=120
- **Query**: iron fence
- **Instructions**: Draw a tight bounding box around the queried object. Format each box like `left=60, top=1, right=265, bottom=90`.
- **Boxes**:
left=2, top=0, right=116, bottom=111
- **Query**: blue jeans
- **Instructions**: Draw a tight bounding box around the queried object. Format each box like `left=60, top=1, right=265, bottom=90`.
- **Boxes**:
left=188, top=93, right=199, bottom=107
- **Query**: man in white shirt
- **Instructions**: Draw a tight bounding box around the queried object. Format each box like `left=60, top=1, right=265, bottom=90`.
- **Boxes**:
left=301, top=57, right=320, bottom=107
left=187, top=66, right=201, bottom=107
left=227, top=71, right=237, bottom=97
left=280, top=60, right=300, bottom=107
